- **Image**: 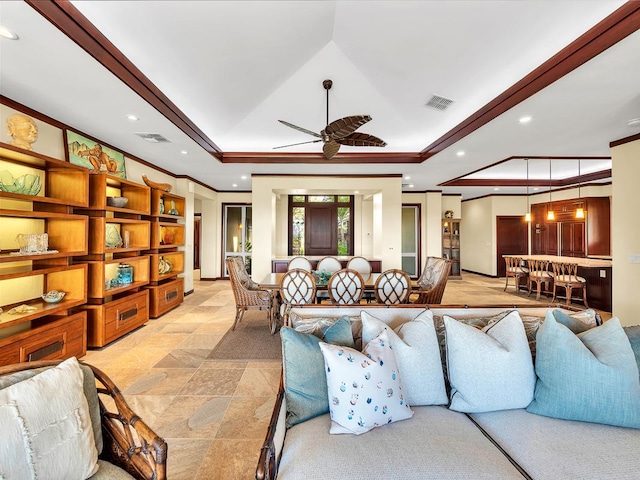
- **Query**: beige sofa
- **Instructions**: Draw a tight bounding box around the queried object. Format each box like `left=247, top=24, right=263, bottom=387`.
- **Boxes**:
left=256, top=305, right=640, bottom=480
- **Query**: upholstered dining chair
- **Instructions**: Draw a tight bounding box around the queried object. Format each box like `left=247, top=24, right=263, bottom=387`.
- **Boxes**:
left=374, top=269, right=413, bottom=304
left=412, top=256, right=451, bottom=304
left=314, top=256, right=343, bottom=303
left=226, top=257, right=276, bottom=333
left=504, top=256, right=529, bottom=292
left=551, top=261, right=589, bottom=307
left=287, top=256, right=312, bottom=272
left=327, top=268, right=365, bottom=304
left=526, top=259, right=554, bottom=301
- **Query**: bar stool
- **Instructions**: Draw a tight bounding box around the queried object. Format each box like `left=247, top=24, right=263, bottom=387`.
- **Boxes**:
left=551, top=261, right=589, bottom=307
left=526, top=259, right=553, bottom=300
left=504, top=256, right=528, bottom=293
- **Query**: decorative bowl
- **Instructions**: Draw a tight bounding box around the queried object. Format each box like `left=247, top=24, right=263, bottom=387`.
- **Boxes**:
left=0, top=170, right=42, bottom=195
left=107, top=196, right=128, bottom=208
left=42, top=290, right=65, bottom=303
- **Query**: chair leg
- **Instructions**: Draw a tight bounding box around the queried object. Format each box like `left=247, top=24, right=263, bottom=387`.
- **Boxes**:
left=551, top=284, right=558, bottom=303
left=536, top=280, right=542, bottom=300
left=504, top=275, right=510, bottom=291
left=232, top=308, right=245, bottom=330
left=565, top=285, right=573, bottom=306
left=582, top=285, right=589, bottom=308
left=527, top=279, right=533, bottom=297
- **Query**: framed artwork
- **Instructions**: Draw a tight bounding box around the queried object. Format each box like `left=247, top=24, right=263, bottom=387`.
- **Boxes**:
left=0, top=103, right=65, bottom=160
left=66, top=130, right=126, bottom=179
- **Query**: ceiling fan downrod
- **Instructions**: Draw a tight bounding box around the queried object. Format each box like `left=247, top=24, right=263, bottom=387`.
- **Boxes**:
left=323, top=79, right=332, bottom=125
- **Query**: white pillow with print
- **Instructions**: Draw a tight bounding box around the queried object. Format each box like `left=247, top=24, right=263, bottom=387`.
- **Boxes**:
left=319, top=328, right=413, bottom=435
left=361, top=310, right=447, bottom=406
left=445, top=310, right=535, bottom=413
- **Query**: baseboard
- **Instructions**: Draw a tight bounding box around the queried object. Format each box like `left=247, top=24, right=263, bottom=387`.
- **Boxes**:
left=184, top=289, right=195, bottom=296
left=461, top=269, right=498, bottom=279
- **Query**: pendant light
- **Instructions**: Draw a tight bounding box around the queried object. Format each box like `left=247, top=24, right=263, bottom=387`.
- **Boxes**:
left=546, top=159, right=555, bottom=221
left=524, top=158, right=531, bottom=222
left=575, top=159, right=585, bottom=219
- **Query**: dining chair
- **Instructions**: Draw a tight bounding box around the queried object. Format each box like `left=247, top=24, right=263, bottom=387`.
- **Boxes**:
left=551, top=261, right=589, bottom=307
left=279, top=268, right=317, bottom=326
left=315, top=256, right=343, bottom=302
left=504, top=256, right=529, bottom=292
left=327, top=268, right=365, bottom=304
left=287, top=256, right=312, bottom=272
left=374, top=269, right=412, bottom=304
left=347, top=256, right=375, bottom=302
left=226, top=257, right=276, bottom=333
left=412, top=256, right=451, bottom=304
left=526, top=259, right=553, bottom=300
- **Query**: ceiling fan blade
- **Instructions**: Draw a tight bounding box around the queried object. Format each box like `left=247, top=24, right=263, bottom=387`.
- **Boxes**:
left=323, top=140, right=341, bottom=159
left=337, top=132, right=387, bottom=147
left=278, top=120, right=322, bottom=138
left=324, top=115, right=372, bottom=140
left=273, top=139, right=322, bottom=149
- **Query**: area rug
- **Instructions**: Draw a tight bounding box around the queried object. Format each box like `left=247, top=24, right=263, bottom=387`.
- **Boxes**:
left=207, top=310, right=282, bottom=361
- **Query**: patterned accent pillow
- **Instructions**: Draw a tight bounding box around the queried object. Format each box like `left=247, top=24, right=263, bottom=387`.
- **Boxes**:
left=319, top=328, right=414, bottom=435
left=289, top=312, right=363, bottom=349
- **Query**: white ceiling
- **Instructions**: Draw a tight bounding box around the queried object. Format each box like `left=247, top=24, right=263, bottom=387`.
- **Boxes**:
left=1, top=1, right=638, bottom=199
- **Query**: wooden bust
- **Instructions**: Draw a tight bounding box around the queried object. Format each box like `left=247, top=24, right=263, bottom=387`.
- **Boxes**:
left=6, top=113, right=38, bottom=150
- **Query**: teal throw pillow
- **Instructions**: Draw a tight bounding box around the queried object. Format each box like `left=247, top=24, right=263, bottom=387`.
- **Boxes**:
left=527, top=312, right=640, bottom=429
left=281, top=316, right=354, bottom=428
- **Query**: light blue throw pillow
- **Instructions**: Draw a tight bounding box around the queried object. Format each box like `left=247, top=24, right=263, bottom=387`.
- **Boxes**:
left=281, top=316, right=354, bottom=428
left=527, top=312, right=640, bottom=429
left=623, top=325, right=640, bottom=381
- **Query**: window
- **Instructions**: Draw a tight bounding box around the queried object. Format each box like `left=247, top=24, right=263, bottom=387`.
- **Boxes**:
left=288, top=195, right=353, bottom=256
left=223, top=204, right=252, bottom=275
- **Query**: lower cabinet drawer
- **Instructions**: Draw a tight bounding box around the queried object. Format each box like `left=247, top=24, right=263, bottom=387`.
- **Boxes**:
left=147, top=277, right=184, bottom=318
left=84, top=290, right=149, bottom=348
left=0, top=312, right=87, bottom=367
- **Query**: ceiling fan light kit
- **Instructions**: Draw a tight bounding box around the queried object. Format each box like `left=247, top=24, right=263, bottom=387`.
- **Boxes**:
left=275, top=79, right=387, bottom=159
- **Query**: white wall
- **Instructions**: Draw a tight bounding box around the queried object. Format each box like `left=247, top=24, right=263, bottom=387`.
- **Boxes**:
left=461, top=197, right=493, bottom=275
left=251, top=176, right=403, bottom=281
left=611, top=138, right=640, bottom=326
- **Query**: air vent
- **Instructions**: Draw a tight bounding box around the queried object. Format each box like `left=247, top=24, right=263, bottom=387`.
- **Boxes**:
left=425, top=95, right=455, bottom=111
left=134, top=132, right=171, bottom=143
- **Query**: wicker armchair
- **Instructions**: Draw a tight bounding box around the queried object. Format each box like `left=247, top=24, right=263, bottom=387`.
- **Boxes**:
left=226, top=257, right=276, bottom=334
left=0, top=359, right=167, bottom=480
left=412, top=257, right=451, bottom=304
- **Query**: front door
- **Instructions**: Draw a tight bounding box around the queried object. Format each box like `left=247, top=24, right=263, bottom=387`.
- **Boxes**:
left=305, top=204, right=337, bottom=255
left=496, top=216, right=529, bottom=277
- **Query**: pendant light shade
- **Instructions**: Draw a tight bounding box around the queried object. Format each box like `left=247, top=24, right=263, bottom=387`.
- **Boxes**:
left=575, top=159, right=585, bottom=219
left=546, top=160, right=555, bottom=221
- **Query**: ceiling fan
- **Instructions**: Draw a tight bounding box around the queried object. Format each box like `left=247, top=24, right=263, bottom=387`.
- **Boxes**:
left=275, top=79, right=387, bottom=159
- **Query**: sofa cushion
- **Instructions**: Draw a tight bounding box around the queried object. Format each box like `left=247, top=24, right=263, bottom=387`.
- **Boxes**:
left=281, top=317, right=354, bottom=428
left=0, top=357, right=99, bottom=479
left=623, top=325, right=640, bottom=380
left=320, top=328, right=413, bottom=435
left=89, top=460, right=136, bottom=479
left=361, top=310, right=447, bottom=406
left=445, top=310, right=535, bottom=413
left=471, top=408, right=640, bottom=480
left=278, top=407, right=526, bottom=479
left=527, top=313, right=640, bottom=428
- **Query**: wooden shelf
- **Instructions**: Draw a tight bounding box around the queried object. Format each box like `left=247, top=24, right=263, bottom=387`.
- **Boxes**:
left=85, top=217, right=150, bottom=254
left=86, top=255, right=150, bottom=299
left=442, top=219, right=462, bottom=279
left=87, top=173, right=151, bottom=214
left=151, top=222, right=185, bottom=249
left=150, top=189, right=185, bottom=218
left=150, top=252, right=185, bottom=282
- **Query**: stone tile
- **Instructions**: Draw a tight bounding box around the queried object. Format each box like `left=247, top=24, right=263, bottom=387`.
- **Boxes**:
left=201, top=360, right=248, bottom=369
left=165, top=438, right=213, bottom=480
left=195, top=439, right=262, bottom=480
left=154, top=349, right=211, bottom=369
left=177, top=333, right=224, bottom=350
left=122, top=394, right=175, bottom=427
left=234, top=368, right=280, bottom=397
left=180, top=368, right=244, bottom=396
left=158, top=322, right=202, bottom=334
left=215, top=397, right=275, bottom=439
left=99, top=365, right=151, bottom=391
left=124, top=368, right=196, bottom=395
left=106, top=347, right=174, bottom=372
left=192, top=321, right=234, bottom=334
left=153, top=396, right=230, bottom=439
left=134, top=333, right=191, bottom=350
left=247, top=361, right=282, bottom=369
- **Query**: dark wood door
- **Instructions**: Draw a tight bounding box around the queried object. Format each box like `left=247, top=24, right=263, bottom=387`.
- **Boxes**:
left=561, top=222, right=586, bottom=257
left=305, top=205, right=337, bottom=255
left=496, top=216, right=529, bottom=277
left=547, top=222, right=558, bottom=255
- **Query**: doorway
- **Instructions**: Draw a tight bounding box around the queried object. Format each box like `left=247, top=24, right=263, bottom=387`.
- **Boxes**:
left=496, top=216, right=529, bottom=277
left=401, top=204, right=421, bottom=277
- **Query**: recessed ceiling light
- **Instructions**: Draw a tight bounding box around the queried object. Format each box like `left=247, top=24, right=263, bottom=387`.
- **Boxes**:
left=0, top=26, right=19, bottom=40
left=180, top=150, right=188, bottom=155
left=354, top=190, right=360, bottom=194
left=404, top=175, right=411, bottom=180
left=533, top=187, right=539, bottom=191
left=519, top=116, right=532, bottom=124
left=126, top=114, right=139, bottom=121
left=456, top=150, right=465, bottom=157
left=628, top=118, right=640, bottom=128
left=409, top=184, right=414, bottom=188
left=232, top=183, right=238, bottom=188
left=494, top=187, right=500, bottom=191
left=241, top=175, right=247, bottom=180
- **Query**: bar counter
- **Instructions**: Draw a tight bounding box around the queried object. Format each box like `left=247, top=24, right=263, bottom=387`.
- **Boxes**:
left=502, top=254, right=612, bottom=312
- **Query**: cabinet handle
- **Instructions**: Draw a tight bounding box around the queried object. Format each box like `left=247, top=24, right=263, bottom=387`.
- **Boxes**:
left=166, top=290, right=178, bottom=301
left=28, top=341, right=63, bottom=361
left=118, top=307, right=138, bottom=322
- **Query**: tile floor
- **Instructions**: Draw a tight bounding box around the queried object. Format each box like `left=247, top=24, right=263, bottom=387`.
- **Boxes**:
left=82, top=272, right=608, bottom=479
